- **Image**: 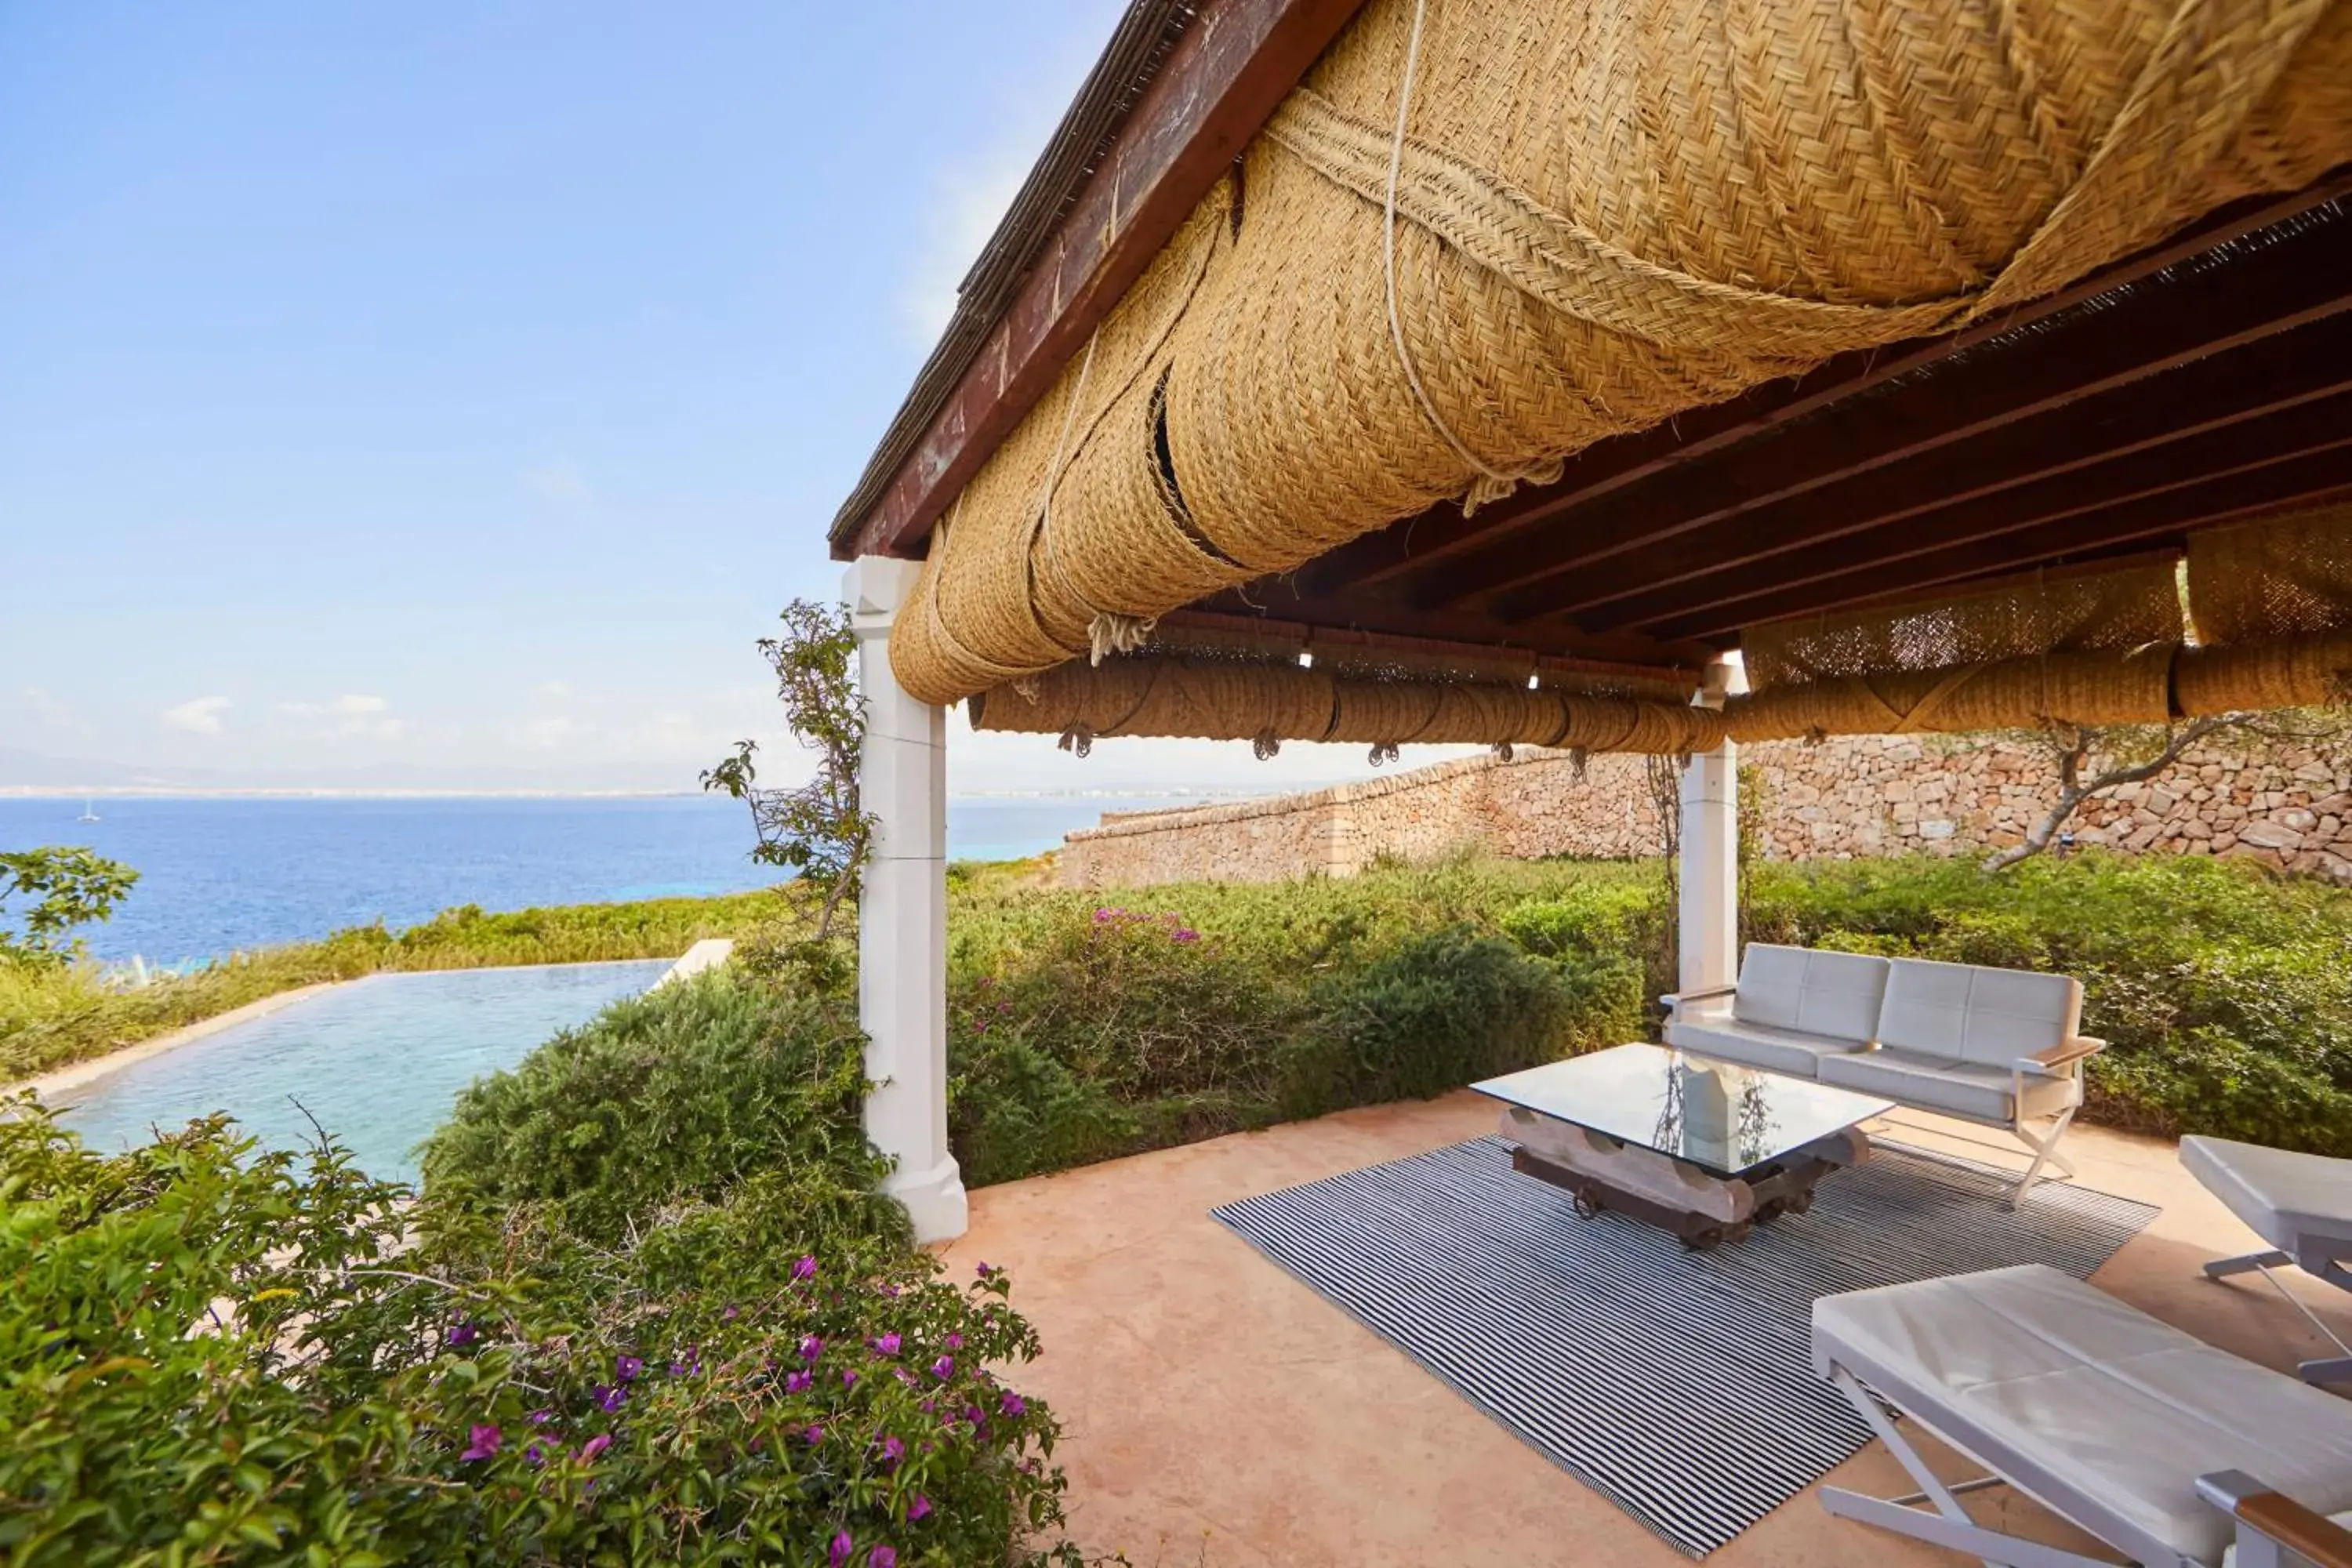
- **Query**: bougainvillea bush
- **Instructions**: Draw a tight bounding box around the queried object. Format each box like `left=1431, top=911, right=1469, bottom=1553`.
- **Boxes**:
left=1, top=977, right=1080, bottom=1566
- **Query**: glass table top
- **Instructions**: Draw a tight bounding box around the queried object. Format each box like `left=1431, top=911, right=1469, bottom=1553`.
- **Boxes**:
left=1472, top=1043, right=1896, bottom=1180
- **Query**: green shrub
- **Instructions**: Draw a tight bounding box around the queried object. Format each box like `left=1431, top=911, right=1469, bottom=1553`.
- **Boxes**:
left=1283, top=926, right=1573, bottom=1114
left=4, top=978, right=1081, bottom=1566
left=421, top=969, right=896, bottom=1248
left=1497, top=884, right=1653, bottom=957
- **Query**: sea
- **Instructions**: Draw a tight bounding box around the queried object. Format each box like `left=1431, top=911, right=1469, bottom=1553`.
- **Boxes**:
left=0, top=794, right=1131, bottom=965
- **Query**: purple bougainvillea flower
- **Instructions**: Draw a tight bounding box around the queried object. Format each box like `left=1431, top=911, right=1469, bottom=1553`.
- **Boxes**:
left=829, top=1532, right=854, bottom=1568
left=805, top=1423, right=826, bottom=1446
left=669, top=1346, right=700, bottom=1377
left=579, top=1432, right=611, bottom=1463
left=870, top=1548, right=898, bottom=1568
left=975, top=1261, right=997, bottom=1279
left=931, top=1356, right=954, bottom=1381
left=722, top=1304, right=740, bottom=1321
left=799, top=1334, right=825, bottom=1364
left=593, top=1384, right=625, bottom=1414
left=528, top=1408, right=554, bottom=1426
left=1092, top=907, right=1114, bottom=924
left=894, top=1367, right=916, bottom=1387
left=615, top=1354, right=644, bottom=1383
left=459, top=1424, right=502, bottom=1462
left=880, top=1435, right=906, bottom=1466
left=1000, top=1392, right=1027, bottom=1417
left=446, top=1321, right=478, bottom=1348
left=1172, top=927, right=1201, bottom=943
left=793, top=1254, right=818, bottom=1282
left=786, top=1370, right=814, bottom=1394
left=841, top=1369, right=858, bottom=1388
left=873, top=1331, right=901, bottom=1356
left=908, top=1494, right=932, bottom=1523
left=524, top=1439, right=547, bottom=1468
left=996, top=1001, right=1011, bottom=1014
left=944, top=1332, right=964, bottom=1351
left=880, top=1283, right=901, bottom=1299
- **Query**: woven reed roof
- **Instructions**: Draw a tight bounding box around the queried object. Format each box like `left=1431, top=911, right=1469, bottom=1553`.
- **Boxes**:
left=834, top=0, right=2352, bottom=742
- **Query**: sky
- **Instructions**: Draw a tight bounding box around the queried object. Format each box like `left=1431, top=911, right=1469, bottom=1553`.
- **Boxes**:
left=1, top=2, right=1477, bottom=797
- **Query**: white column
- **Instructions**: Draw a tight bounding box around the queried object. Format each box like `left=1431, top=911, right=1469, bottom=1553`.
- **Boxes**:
left=1678, top=658, right=1740, bottom=996
left=844, top=557, right=967, bottom=1243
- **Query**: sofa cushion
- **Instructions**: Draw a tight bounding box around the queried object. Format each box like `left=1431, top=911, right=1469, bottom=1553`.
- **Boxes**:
left=1878, top=956, right=2082, bottom=1069
left=1817, top=1047, right=2080, bottom=1124
left=1812, top=1264, right=2352, bottom=1567
left=2180, top=1134, right=2352, bottom=1254
left=1665, top=1017, right=1866, bottom=1080
left=1732, top=945, right=1890, bottom=1043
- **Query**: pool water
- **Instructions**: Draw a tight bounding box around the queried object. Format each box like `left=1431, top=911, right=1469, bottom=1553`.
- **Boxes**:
left=55, top=960, right=670, bottom=1181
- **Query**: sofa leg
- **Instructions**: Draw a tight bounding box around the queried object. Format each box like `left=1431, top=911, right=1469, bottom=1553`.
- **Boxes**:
left=2301, top=1355, right=2352, bottom=1385
left=2205, top=1249, right=2295, bottom=1280
left=2009, top=1108, right=2077, bottom=1208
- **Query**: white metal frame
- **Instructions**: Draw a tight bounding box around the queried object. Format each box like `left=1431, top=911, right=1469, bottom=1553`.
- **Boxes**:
left=2204, top=1245, right=2352, bottom=1385
left=1820, top=1363, right=2340, bottom=1568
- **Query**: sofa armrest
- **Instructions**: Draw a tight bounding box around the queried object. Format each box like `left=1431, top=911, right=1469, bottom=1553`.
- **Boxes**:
left=2198, top=1470, right=2352, bottom=1568
left=2014, top=1036, right=2105, bottom=1076
left=1660, top=985, right=1738, bottom=1013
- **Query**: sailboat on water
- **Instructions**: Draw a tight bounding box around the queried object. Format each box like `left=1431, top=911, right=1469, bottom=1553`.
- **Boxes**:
left=77, top=799, right=100, bottom=823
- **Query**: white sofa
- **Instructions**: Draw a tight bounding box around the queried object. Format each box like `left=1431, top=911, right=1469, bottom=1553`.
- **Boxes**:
left=1664, top=943, right=2105, bottom=1204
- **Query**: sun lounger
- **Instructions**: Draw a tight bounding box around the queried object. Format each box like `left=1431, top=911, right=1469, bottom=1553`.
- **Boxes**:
left=1813, top=1264, right=2352, bottom=1567
left=2182, top=1134, right=2352, bottom=1385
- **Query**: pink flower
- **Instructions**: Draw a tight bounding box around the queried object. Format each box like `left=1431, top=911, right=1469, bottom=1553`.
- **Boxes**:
left=528, top=1408, right=554, bottom=1425
left=880, top=1435, right=906, bottom=1466
left=793, top=1254, right=818, bottom=1282
left=1171, top=927, right=1201, bottom=944
left=1000, top=1391, right=1027, bottom=1417
left=931, top=1356, right=955, bottom=1381
left=446, top=1321, right=478, bottom=1348
left=805, top=1423, right=826, bottom=1446
left=873, top=1331, right=901, bottom=1356
left=841, top=1369, right=859, bottom=1388
left=722, top=1304, right=740, bottom=1321
left=578, top=1433, right=611, bottom=1463
left=593, top=1384, right=625, bottom=1413
left=908, top=1494, right=932, bottom=1523
left=829, top=1531, right=854, bottom=1568
left=615, top=1354, right=644, bottom=1383
left=785, top=1370, right=813, bottom=1394
left=870, top=1549, right=898, bottom=1568
left=943, top=1332, right=963, bottom=1351
left=800, top=1334, right=825, bottom=1364
left=975, top=1262, right=996, bottom=1279
left=459, top=1424, right=502, bottom=1462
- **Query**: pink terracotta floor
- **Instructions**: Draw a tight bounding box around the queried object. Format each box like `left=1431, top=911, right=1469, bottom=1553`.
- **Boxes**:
left=940, top=1093, right=2352, bottom=1567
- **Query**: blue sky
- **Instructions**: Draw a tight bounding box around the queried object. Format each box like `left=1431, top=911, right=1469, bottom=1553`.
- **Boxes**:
left=2, top=3, right=1474, bottom=795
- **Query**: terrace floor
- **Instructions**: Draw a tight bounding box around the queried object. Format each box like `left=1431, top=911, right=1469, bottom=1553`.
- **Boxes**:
left=939, top=1093, right=2352, bottom=1567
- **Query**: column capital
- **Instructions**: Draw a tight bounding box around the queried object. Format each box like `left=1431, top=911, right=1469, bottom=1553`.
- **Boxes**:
left=842, top=555, right=924, bottom=622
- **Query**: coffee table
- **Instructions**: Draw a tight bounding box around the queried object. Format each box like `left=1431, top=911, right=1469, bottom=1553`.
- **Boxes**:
left=1473, top=1043, right=1896, bottom=1249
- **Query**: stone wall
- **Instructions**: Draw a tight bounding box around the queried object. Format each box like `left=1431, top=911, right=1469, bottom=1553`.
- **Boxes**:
left=1056, top=733, right=2352, bottom=887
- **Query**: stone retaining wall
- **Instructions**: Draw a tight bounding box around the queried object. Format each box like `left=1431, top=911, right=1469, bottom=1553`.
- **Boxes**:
left=1055, top=733, right=2352, bottom=887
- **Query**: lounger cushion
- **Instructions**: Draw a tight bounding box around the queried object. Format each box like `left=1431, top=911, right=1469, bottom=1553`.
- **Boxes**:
left=2180, top=1134, right=2352, bottom=1255
left=1816, top=1047, right=2078, bottom=1125
left=1731, top=945, right=1890, bottom=1043
left=1878, top=956, right=2082, bottom=1069
left=1813, top=1264, right=2352, bottom=1566
left=1664, top=1017, right=1867, bottom=1080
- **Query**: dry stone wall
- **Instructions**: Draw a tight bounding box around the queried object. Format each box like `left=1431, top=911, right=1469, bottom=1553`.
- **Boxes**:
left=1055, top=735, right=2352, bottom=888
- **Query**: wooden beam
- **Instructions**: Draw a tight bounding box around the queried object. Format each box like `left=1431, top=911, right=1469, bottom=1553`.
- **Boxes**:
left=1517, top=318, right=2352, bottom=627
left=830, top=0, right=1369, bottom=562
left=1292, top=174, right=2352, bottom=601
left=1417, top=217, right=2352, bottom=614
left=1641, top=441, right=2352, bottom=640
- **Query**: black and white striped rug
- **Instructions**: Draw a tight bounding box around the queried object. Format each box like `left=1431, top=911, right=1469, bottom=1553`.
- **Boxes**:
left=1211, top=1137, right=2156, bottom=1557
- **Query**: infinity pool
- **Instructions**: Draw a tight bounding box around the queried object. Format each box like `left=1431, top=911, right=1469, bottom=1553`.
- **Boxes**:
left=56, top=960, right=670, bottom=1181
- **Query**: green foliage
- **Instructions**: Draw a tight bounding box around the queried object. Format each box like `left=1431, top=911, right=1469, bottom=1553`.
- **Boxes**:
left=0, top=888, right=789, bottom=1083
left=3, top=978, right=1080, bottom=1565
left=0, top=846, right=138, bottom=966
left=422, top=969, right=901, bottom=1248
left=1283, top=927, right=1574, bottom=1112
left=706, top=599, right=874, bottom=945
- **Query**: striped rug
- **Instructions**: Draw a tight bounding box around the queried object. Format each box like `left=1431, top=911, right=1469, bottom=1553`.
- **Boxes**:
left=1211, top=1137, right=2156, bottom=1557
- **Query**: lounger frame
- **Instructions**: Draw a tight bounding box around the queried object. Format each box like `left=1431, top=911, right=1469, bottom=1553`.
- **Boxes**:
left=1820, top=1360, right=2349, bottom=1567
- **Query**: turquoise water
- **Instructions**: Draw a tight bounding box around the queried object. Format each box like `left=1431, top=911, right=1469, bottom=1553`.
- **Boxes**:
left=53, top=960, right=670, bottom=1181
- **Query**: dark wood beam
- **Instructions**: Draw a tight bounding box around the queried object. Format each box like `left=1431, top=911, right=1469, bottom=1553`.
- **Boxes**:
left=831, top=0, right=1369, bottom=561
left=1415, top=216, right=2352, bottom=614
left=1639, top=438, right=2352, bottom=640
left=1290, top=174, right=2352, bottom=601
left=1510, top=319, right=2352, bottom=627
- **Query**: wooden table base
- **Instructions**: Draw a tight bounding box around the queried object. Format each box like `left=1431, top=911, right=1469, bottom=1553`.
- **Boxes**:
left=1510, top=1145, right=1842, bottom=1250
